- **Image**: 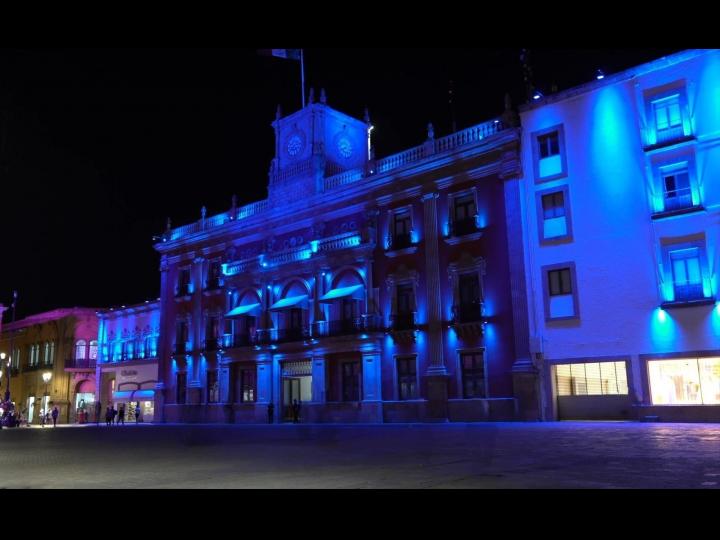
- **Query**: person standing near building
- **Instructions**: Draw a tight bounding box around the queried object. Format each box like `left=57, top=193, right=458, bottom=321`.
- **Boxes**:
left=51, top=406, right=59, bottom=427
left=118, top=403, right=125, bottom=425
left=135, top=402, right=141, bottom=423
left=105, top=405, right=112, bottom=426
left=95, top=401, right=102, bottom=425
left=292, top=399, right=299, bottom=424
left=267, top=402, right=274, bottom=424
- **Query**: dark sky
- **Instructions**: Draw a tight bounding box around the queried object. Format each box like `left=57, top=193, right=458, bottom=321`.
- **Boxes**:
left=0, top=48, right=681, bottom=319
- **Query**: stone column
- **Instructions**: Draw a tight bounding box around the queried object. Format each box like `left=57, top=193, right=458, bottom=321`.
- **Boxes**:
left=504, top=179, right=540, bottom=421
left=257, top=355, right=273, bottom=403
left=188, top=256, right=205, bottom=406
left=156, top=255, right=171, bottom=423
left=312, top=355, right=326, bottom=403
left=272, top=355, right=282, bottom=424
left=361, top=353, right=381, bottom=402
left=422, top=192, right=449, bottom=421
left=363, top=258, right=375, bottom=316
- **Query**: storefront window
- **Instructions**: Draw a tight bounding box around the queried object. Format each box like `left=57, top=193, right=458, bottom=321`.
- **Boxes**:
left=649, top=358, right=720, bottom=405
left=555, top=361, right=629, bottom=397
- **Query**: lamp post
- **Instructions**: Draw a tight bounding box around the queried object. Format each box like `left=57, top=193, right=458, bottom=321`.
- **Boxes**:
left=5, top=291, right=17, bottom=403
left=42, top=371, right=52, bottom=427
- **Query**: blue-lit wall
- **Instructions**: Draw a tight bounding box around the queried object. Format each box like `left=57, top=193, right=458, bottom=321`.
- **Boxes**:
left=519, top=50, right=720, bottom=411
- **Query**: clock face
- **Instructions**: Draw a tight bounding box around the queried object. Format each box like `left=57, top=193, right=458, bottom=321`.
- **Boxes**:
left=287, top=134, right=304, bottom=157
left=337, top=136, right=353, bottom=159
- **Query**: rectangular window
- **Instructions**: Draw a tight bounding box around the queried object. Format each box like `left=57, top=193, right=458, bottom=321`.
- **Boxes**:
left=452, top=194, right=477, bottom=236
left=342, top=361, right=361, bottom=402
left=649, top=358, right=720, bottom=405
left=397, top=356, right=417, bottom=401
left=394, top=284, right=415, bottom=330
left=555, top=362, right=629, bottom=397
left=207, top=261, right=222, bottom=290
left=652, top=95, right=683, bottom=144
left=539, top=189, right=571, bottom=241
left=533, top=126, right=566, bottom=181
left=177, top=269, right=191, bottom=296
left=391, top=211, right=413, bottom=249
left=240, top=369, right=257, bottom=403
left=457, top=273, right=481, bottom=322
left=662, top=169, right=694, bottom=212
left=461, top=352, right=485, bottom=399
left=176, top=372, right=187, bottom=405
left=207, top=370, right=219, bottom=403
left=543, top=264, right=578, bottom=320
left=670, top=248, right=704, bottom=302
left=175, top=320, right=188, bottom=353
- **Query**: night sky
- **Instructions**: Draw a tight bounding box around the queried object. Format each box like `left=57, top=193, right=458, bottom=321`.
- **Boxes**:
left=0, top=48, right=681, bottom=319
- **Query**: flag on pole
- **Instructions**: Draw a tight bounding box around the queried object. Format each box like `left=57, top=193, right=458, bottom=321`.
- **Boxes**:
left=258, top=49, right=306, bottom=109
left=258, top=49, right=301, bottom=61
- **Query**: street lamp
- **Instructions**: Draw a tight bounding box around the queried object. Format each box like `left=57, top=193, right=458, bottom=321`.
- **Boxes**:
left=5, top=291, right=17, bottom=403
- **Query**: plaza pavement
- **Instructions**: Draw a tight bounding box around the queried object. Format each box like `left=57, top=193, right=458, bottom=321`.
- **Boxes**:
left=0, top=422, right=718, bottom=489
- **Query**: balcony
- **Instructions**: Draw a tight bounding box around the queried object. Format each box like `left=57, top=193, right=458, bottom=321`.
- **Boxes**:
left=65, top=358, right=96, bottom=370
left=453, top=302, right=484, bottom=324
left=24, top=364, right=43, bottom=372
left=175, top=284, right=192, bottom=298
left=204, top=277, right=223, bottom=292
left=661, top=284, right=714, bottom=309
left=172, top=342, right=191, bottom=355
left=451, top=302, right=484, bottom=338
left=203, top=338, right=221, bottom=352
left=388, top=233, right=412, bottom=251
left=391, top=312, right=416, bottom=332
left=273, top=327, right=310, bottom=344
left=451, top=217, right=478, bottom=237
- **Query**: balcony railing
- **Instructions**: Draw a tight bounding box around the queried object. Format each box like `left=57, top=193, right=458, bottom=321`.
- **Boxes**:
left=673, top=284, right=706, bottom=303
left=65, top=358, right=96, bottom=370
left=391, top=312, right=416, bottom=331
left=387, top=233, right=413, bottom=251
left=173, top=342, right=190, bottom=355
left=452, top=302, right=484, bottom=324
left=274, top=327, right=310, bottom=344
left=203, top=338, right=221, bottom=352
left=318, top=316, right=385, bottom=337
left=204, top=277, right=223, bottom=291
left=175, top=284, right=192, bottom=298
left=663, top=190, right=695, bottom=213
left=655, top=125, right=685, bottom=145
left=450, top=217, right=479, bottom=237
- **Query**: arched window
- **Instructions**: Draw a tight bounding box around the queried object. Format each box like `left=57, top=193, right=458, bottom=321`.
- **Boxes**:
left=89, top=341, right=98, bottom=360
left=75, top=340, right=87, bottom=360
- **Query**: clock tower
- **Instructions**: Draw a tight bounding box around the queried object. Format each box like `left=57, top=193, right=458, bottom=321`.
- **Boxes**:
left=268, top=89, right=371, bottom=203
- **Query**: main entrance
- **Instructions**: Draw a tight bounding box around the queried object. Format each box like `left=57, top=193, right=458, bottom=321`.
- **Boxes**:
left=281, top=361, right=312, bottom=422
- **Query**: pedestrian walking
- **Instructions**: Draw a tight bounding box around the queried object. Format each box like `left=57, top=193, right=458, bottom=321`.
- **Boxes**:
left=135, top=402, right=141, bottom=423
left=51, top=406, right=59, bottom=427
left=105, top=406, right=112, bottom=426
left=95, top=401, right=102, bottom=425
left=111, top=406, right=117, bottom=425
left=292, top=399, right=299, bottom=424
left=267, top=402, right=274, bottom=424
left=118, top=404, right=125, bottom=425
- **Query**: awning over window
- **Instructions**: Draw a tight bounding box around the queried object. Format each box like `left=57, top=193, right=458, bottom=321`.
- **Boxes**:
left=225, top=303, right=261, bottom=318
left=113, top=390, right=155, bottom=401
left=318, top=285, right=364, bottom=304
left=270, top=295, right=309, bottom=311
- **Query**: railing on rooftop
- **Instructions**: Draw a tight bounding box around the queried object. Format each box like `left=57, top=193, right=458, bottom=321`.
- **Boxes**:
left=166, top=118, right=505, bottom=242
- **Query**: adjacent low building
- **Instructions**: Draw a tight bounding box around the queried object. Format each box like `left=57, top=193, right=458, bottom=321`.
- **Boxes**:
left=0, top=308, right=98, bottom=424
left=95, top=301, right=161, bottom=422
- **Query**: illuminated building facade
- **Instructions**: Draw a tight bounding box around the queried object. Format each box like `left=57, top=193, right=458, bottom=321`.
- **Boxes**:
left=154, top=94, right=531, bottom=423
left=0, top=308, right=98, bottom=424
left=517, top=49, right=720, bottom=422
left=96, top=301, right=161, bottom=422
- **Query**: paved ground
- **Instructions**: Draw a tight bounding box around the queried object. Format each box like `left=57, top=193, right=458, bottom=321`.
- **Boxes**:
left=0, top=422, right=718, bottom=488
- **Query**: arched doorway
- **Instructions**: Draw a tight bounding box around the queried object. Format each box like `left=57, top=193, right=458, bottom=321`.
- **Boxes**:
left=74, top=379, right=96, bottom=423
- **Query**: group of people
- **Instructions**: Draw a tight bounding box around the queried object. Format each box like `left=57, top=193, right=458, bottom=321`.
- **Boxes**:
left=103, top=402, right=142, bottom=426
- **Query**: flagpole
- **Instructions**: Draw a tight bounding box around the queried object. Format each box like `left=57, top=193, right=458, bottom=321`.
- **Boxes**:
left=300, top=49, right=306, bottom=108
